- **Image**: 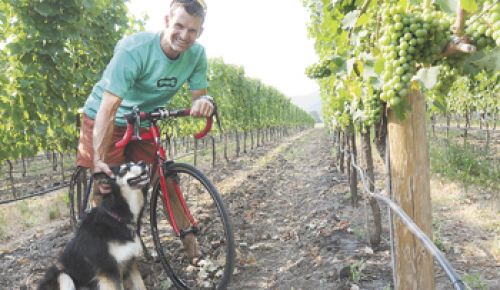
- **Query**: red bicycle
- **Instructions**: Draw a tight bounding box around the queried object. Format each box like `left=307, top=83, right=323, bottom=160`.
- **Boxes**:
left=69, top=105, right=235, bottom=290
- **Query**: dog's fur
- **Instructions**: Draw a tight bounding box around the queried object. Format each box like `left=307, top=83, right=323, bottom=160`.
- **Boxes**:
left=38, top=162, right=149, bottom=290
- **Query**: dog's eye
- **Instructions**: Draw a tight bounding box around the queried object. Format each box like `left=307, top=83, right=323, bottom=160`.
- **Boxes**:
left=115, top=164, right=127, bottom=176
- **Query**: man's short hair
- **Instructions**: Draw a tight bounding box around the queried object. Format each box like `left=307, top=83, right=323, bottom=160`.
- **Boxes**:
left=170, top=0, right=206, bottom=22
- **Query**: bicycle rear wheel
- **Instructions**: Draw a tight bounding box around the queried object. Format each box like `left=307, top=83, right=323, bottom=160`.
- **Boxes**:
left=68, top=166, right=93, bottom=229
left=150, top=162, right=235, bottom=290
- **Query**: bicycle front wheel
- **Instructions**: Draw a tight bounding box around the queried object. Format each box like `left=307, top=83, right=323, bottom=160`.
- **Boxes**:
left=150, top=162, right=235, bottom=290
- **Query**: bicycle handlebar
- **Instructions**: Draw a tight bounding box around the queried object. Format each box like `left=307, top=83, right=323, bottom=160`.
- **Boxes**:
left=115, top=108, right=213, bottom=149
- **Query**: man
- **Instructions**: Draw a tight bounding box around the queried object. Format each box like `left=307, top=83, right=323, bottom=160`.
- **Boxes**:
left=76, top=0, right=210, bottom=265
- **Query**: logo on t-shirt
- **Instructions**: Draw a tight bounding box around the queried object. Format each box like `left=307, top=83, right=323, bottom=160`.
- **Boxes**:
left=157, top=77, right=178, bottom=88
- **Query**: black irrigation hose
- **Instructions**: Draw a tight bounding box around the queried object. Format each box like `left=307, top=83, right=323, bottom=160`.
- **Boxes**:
left=341, top=147, right=468, bottom=290
left=369, top=192, right=467, bottom=290
left=0, top=181, right=69, bottom=205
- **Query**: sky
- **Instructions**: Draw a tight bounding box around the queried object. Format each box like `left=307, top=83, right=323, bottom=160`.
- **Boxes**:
left=126, top=0, right=321, bottom=112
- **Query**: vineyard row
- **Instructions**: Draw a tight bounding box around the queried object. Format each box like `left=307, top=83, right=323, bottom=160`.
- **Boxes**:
left=0, top=125, right=309, bottom=204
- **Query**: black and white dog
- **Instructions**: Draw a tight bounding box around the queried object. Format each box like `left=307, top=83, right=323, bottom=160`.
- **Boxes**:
left=38, top=161, right=150, bottom=290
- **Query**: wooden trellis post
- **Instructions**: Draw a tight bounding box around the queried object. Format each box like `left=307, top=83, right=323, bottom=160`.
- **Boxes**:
left=387, top=89, right=434, bottom=290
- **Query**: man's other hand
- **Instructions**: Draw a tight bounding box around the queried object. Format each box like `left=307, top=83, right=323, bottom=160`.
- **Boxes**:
left=191, top=96, right=214, bottom=117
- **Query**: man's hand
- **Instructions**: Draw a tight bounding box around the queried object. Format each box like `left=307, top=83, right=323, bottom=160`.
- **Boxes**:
left=191, top=95, right=214, bottom=117
left=94, top=160, right=114, bottom=194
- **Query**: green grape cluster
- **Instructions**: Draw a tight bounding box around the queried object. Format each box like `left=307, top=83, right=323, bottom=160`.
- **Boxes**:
left=378, top=6, right=452, bottom=110
left=362, top=91, right=384, bottom=126
left=305, top=59, right=331, bottom=79
left=465, top=1, right=500, bottom=48
left=431, top=63, right=457, bottom=98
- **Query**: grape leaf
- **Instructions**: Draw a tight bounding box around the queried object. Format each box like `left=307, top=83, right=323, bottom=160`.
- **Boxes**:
left=374, top=58, right=385, bottom=74
left=435, top=0, right=458, bottom=14
left=460, top=0, right=478, bottom=12
left=413, top=66, right=440, bottom=90
left=328, top=56, right=348, bottom=74
left=470, top=48, right=500, bottom=71
left=356, top=14, right=370, bottom=27
left=432, top=98, right=448, bottom=113
left=342, top=10, right=360, bottom=29
left=33, top=2, right=59, bottom=17
left=399, top=0, right=408, bottom=10
left=463, top=48, right=500, bottom=74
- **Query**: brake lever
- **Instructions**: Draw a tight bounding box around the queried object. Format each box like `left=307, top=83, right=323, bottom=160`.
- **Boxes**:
left=212, top=102, right=223, bottom=133
left=215, top=112, right=223, bottom=133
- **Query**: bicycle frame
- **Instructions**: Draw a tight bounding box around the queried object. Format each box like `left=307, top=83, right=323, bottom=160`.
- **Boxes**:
left=149, top=120, right=197, bottom=236
left=115, top=107, right=214, bottom=237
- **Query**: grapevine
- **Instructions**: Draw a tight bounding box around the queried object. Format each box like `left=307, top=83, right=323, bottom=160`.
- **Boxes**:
left=302, top=0, right=499, bottom=286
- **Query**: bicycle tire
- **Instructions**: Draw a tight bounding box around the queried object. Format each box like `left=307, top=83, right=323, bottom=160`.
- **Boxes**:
left=150, top=162, right=235, bottom=290
left=68, top=166, right=92, bottom=229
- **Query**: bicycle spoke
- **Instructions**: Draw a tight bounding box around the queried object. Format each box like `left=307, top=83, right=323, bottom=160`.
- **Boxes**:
left=150, top=163, right=234, bottom=290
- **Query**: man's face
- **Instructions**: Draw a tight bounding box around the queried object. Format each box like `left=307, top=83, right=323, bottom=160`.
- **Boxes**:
left=163, top=6, right=203, bottom=55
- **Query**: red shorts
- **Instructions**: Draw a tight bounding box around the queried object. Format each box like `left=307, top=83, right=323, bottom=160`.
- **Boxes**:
left=76, top=114, right=156, bottom=168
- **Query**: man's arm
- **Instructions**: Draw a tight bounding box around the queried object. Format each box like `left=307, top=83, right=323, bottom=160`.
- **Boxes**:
left=190, top=89, right=213, bottom=117
left=93, top=91, right=122, bottom=176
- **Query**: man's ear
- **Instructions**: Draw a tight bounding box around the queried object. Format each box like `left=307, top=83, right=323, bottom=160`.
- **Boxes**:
left=164, top=15, right=170, bottom=27
left=197, top=27, right=204, bottom=38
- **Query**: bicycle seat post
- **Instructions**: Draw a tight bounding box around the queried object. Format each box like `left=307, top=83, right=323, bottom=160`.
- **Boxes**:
left=132, top=106, right=142, bottom=141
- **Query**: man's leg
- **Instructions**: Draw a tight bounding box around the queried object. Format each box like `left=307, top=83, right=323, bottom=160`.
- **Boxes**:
left=76, top=114, right=96, bottom=169
left=165, top=177, right=201, bottom=261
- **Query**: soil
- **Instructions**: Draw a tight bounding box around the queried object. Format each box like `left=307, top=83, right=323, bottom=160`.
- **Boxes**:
left=0, top=128, right=498, bottom=290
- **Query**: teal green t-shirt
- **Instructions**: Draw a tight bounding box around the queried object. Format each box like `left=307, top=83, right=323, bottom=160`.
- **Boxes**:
left=83, top=31, right=208, bottom=126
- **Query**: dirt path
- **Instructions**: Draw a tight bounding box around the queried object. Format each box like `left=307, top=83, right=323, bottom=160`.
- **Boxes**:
left=222, top=128, right=392, bottom=289
left=0, top=128, right=497, bottom=289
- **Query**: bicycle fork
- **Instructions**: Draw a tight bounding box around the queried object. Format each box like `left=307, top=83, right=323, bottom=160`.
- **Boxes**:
left=158, top=165, right=199, bottom=238
left=79, top=175, right=93, bottom=220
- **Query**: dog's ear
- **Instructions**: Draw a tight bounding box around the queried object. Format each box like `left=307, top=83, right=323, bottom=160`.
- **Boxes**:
left=110, top=165, right=122, bottom=177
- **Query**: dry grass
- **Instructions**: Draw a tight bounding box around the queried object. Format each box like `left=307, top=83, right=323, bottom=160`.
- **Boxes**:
left=0, top=188, right=69, bottom=252
left=431, top=177, right=499, bottom=263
